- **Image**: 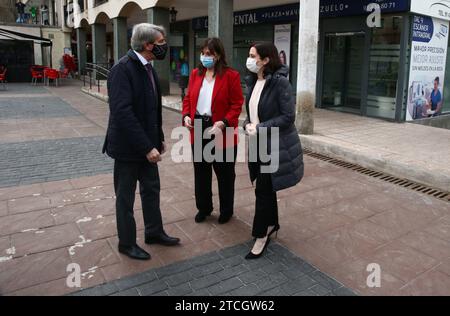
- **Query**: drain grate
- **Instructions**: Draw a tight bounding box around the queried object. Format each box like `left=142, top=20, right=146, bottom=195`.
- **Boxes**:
left=304, top=149, right=450, bottom=203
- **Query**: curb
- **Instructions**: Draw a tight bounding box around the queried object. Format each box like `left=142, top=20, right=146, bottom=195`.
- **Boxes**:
left=299, top=135, right=450, bottom=193
left=81, top=86, right=109, bottom=103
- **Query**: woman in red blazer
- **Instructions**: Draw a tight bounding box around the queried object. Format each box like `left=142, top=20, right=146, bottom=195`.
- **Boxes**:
left=182, top=38, right=244, bottom=225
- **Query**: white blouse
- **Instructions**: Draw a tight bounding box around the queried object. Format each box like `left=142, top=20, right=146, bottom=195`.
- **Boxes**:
left=196, top=78, right=216, bottom=116
left=249, top=79, right=266, bottom=124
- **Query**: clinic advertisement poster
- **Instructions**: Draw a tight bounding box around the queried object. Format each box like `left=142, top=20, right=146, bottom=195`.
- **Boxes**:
left=274, top=24, right=291, bottom=74
left=407, top=15, right=449, bottom=121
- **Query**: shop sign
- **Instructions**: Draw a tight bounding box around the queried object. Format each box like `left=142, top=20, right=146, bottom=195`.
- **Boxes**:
left=192, top=1, right=409, bottom=31
left=319, top=0, right=409, bottom=18
left=406, top=15, right=449, bottom=120
left=411, top=0, right=450, bottom=21
left=192, top=3, right=299, bottom=31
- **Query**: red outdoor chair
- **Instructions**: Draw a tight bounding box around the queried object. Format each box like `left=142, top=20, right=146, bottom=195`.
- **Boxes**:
left=59, top=68, right=70, bottom=80
left=30, top=67, right=44, bottom=85
left=44, top=68, right=60, bottom=86
left=0, top=67, right=7, bottom=90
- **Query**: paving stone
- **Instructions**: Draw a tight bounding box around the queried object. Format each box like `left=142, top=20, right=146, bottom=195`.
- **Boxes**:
left=254, top=272, right=289, bottom=292
left=258, top=287, right=287, bottom=296
left=207, top=277, right=244, bottom=296
left=190, top=262, right=224, bottom=279
left=333, top=287, right=357, bottom=296
left=155, top=261, right=194, bottom=279
left=219, top=244, right=249, bottom=258
left=292, top=289, right=318, bottom=296
left=188, top=289, right=211, bottom=297
left=228, top=284, right=261, bottom=296
left=72, top=283, right=118, bottom=296
left=281, top=275, right=318, bottom=295
left=238, top=269, right=268, bottom=284
left=310, top=270, right=343, bottom=291
left=111, top=288, right=140, bottom=296
left=162, top=271, right=193, bottom=287
left=221, top=255, right=245, bottom=268
left=188, top=251, right=222, bottom=267
left=167, top=283, right=193, bottom=296
left=310, top=284, right=332, bottom=296
left=214, top=264, right=250, bottom=281
left=190, top=275, right=221, bottom=291
left=137, top=279, right=169, bottom=296
left=114, top=271, right=157, bottom=291
left=0, top=137, right=112, bottom=188
left=0, top=97, right=81, bottom=119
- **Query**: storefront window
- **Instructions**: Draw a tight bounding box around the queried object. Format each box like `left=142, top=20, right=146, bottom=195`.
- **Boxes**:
left=169, top=34, right=187, bottom=83
left=367, top=15, right=403, bottom=119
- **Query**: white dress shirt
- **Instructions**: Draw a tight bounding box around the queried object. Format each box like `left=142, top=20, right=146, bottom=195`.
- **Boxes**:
left=197, top=78, right=216, bottom=116
left=134, top=50, right=150, bottom=66
left=249, top=79, right=266, bottom=124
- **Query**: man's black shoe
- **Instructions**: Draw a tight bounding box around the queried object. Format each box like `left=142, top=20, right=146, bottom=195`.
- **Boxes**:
left=145, top=232, right=180, bottom=246
left=118, top=244, right=151, bottom=260
left=195, top=211, right=212, bottom=223
left=218, top=213, right=233, bottom=224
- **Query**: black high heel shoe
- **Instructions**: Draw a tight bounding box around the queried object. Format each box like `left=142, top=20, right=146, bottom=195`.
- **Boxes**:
left=245, top=237, right=271, bottom=260
left=253, top=225, right=280, bottom=241
left=268, top=225, right=280, bottom=238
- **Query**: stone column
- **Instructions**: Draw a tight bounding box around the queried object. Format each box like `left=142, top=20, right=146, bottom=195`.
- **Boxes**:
left=296, top=0, right=320, bottom=135
left=49, top=0, right=55, bottom=26
left=92, top=23, right=107, bottom=79
left=208, top=0, right=234, bottom=65
left=113, top=17, right=128, bottom=64
left=147, top=7, right=170, bottom=95
left=76, top=27, right=87, bottom=75
left=92, top=23, right=107, bottom=65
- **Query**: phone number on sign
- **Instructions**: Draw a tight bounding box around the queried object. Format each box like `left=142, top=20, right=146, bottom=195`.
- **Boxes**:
left=363, top=2, right=397, bottom=10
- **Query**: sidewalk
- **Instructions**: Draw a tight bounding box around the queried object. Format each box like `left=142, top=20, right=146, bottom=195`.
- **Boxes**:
left=300, top=109, right=450, bottom=193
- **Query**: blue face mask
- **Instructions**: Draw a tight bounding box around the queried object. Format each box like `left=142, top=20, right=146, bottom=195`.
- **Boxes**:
left=200, top=55, right=215, bottom=69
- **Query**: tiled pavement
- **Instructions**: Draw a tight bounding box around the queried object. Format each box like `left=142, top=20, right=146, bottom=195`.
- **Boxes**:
left=71, top=242, right=356, bottom=296
left=0, top=81, right=449, bottom=296
left=0, top=137, right=112, bottom=187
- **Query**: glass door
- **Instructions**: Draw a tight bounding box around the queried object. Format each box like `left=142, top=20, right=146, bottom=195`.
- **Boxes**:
left=322, top=32, right=365, bottom=114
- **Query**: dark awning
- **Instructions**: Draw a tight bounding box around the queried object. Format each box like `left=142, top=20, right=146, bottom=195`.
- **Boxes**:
left=0, top=27, right=53, bottom=47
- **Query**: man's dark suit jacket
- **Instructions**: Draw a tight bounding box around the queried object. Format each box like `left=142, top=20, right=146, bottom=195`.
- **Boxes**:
left=103, top=50, right=164, bottom=162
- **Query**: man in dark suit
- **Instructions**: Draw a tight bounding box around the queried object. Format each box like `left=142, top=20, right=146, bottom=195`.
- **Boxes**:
left=103, top=23, right=180, bottom=261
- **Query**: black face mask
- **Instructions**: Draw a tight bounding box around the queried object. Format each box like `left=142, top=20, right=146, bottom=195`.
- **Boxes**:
left=152, top=43, right=168, bottom=60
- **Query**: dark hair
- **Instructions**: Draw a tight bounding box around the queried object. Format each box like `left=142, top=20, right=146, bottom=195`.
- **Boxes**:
left=435, top=77, right=440, bottom=83
left=279, top=50, right=287, bottom=65
left=250, top=42, right=283, bottom=78
left=198, top=38, right=228, bottom=76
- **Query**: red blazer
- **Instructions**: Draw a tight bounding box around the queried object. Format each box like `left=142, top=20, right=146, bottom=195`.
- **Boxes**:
left=182, top=67, right=244, bottom=148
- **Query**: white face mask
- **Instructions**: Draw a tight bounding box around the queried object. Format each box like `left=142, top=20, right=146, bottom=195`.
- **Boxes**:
left=246, top=57, right=262, bottom=74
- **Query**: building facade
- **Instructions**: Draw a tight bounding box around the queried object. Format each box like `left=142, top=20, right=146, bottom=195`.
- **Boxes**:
left=0, top=0, right=73, bottom=81
left=69, top=0, right=450, bottom=123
